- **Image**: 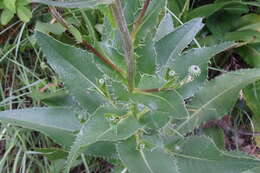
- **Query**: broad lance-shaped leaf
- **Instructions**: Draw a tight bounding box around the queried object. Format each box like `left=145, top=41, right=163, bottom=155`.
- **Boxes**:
left=154, top=13, right=174, bottom=42
left=0, top=108, right=80, bottom=148
left=155, top=18, right=204, bottom=68
left=136, top=34, right=156, bottom=75
left=31, top=0, right=113, bottom=8
left=172, top=42, right=235, bottom=98
left=121, top=0, right=140, bottom=25
left=131, top=90, right=189, bottom=129
left=169, top=136, right=260, bottom=173
left=177, top=68, right=260, bottom=133
left=34, top=141, right=118, bottom=160
left=84, top=141, right=118, bottom=159
left=36, top=32, right=107, bottom=113
left=65, top=107, right=143, bottom=173
left=135, top=0, right=166, bottom=40
left=117, top=136, right=178, bottom=173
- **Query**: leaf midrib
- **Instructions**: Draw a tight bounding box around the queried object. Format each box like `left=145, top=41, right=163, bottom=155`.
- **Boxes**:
left=177, top=76, right=260, bottom=131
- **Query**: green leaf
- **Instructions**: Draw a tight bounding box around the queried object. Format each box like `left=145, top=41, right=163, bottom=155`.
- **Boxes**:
left=35, top=32, right=107, bottom=113
left=177, top=69, right=260, bottom=133
left=3, top=0, right=16, bottom=13
left=31, top=0, right=113, bottom=8
left=206, top=10, right=241, bottom=39
left=188, top=1, right=246, bottom=19
left=0, top=8, right=14, bottom=25
left=132, top=90, right=189, bottom=128
left=35, top=141, right=118, bottom=160
left=68, top=26, right=83, bottom=43
left=39, top=90, right=79, bottom=107
left=34, top=148, right=68, bottom=160
left=16, top=0, right=30, bottom=6
left=35, top=22, right=66, bottom=35
left=0, top=108, right=80, bottom=148
left=136, top=34, right=156, bottom=74
left=135, top=0, right=166, bottom=40
left=237, top=45, right=260, bottom=68
left=242, top=2, right=260, bottom=8
left=233, top=14, right=260, bottom=32
left=154, top=13, right=174, bottom=42
left=65, top=107, right=143, bottom=172
left=0, top=1, right=4, bottom=9
left=167, top=0, right=185, bottom=21
left=84, top=141, right=118, bottom=159
left=170, top=136, right=260, bottom=173
left=17, top=5, right=32, bottom=23
left=201, top=126, right=225, bottom=149
left=155, top=18, right=204, bottom=68
left=172, top=42, right=235, bottom=98
left=243, top=167, right=260, bottom=173
left=244, top=81, right=260, bottom=147
left=224, top=30, right=260, bottom=43
left=117, top=136, right=178, bottom=173
left=122, top=0, right=140, bottom=25
left=137, top=75, right=164, bottom=90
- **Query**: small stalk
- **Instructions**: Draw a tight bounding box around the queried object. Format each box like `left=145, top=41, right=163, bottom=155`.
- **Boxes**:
left=110, top=0, right=135, bottom=92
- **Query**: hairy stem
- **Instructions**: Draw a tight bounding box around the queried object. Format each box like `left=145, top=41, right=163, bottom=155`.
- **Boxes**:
left=110, top=0, right=135, bottom=92
left=131, top=0, right=151, bottom=39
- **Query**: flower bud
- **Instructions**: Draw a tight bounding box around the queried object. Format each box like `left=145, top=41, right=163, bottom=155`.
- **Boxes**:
left=188, top=65, right=201, bottom=77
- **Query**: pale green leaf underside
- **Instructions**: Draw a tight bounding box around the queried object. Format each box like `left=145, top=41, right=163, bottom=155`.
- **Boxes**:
left=31, top=0, right=113, bottom=8
left=177, top=69, right=260, bottom=133
left=172, top=136, right=260, bottom=173
left=0, top=108, right=80, bottom=148
left=36, top=32, right=106, bottom=113
left=117, top=136, right=178, bottom=173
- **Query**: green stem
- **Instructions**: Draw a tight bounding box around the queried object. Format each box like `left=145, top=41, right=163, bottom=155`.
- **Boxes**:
left=110, top=0, right=135, bottom=92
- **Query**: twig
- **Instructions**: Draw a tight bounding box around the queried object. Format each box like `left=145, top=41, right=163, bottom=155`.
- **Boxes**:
left=49, top=6, right=70, bottom=29
left=110, top=0, right=135, bottom=91
left=131, top=0, right=151, bottom=39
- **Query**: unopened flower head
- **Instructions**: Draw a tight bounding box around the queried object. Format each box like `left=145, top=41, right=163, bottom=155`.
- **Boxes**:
left=175, top=145, right=181, bottom=151
left=108, top=116, right=116, bottom=122
left=188, top=65, right=201, bottom=77
left=168, top=70, right=176, bottom=77
left=139, top=143, right=145, bottom=149
left=99, top=78, right=105, bottom=85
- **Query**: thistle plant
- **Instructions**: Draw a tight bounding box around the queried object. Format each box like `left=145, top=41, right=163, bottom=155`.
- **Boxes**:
left=1, top=0, right=260, bottom=173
